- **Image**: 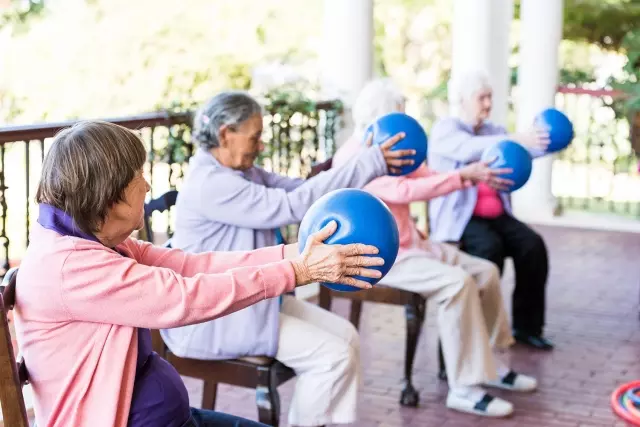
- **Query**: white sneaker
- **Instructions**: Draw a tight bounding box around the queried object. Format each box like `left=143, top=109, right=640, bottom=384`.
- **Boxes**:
left=485, top=370, right=538, bottom=392
left=446, top=391, right=514, bottom=417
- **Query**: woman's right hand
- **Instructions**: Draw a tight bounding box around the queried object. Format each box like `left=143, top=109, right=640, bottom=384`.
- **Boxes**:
left=290, top=221, right=384, bottom=289
left=365, top=132, right=416, bottom=175
left=511, top=125, right=550, bottom=151
left=459, top=160, right=514, bottom=191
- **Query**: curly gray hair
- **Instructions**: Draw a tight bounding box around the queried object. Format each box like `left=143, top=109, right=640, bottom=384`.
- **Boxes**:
left=192, top=91, right=263, bottom=150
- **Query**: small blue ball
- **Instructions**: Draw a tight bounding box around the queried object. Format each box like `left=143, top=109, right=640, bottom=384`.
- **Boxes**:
left=534, top=108, right=574, bottom=153
left=481, top=140, right=533, bottom=192
left=364, top=112, right=428, bottom=176
left=297, top=189, right=400, bottom=292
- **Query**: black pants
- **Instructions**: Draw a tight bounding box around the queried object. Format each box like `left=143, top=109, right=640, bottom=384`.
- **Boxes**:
left=461, top=214, right=549, bottom=336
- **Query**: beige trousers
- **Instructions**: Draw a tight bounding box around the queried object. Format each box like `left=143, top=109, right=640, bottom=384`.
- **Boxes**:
left=275, top=295, right=360, bottom=426
left=379, top=243, right=514, bottom=388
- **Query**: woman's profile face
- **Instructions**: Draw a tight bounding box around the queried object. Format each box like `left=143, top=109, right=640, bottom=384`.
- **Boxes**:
left=98, top=170, right=150, bottom=246
left=219, top=113, right=264, bottom=171
left=463, top=86, right=493, bottom=125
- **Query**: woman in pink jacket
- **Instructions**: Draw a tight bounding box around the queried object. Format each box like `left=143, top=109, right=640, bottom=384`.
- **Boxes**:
left=333, top=79, right=538, bottom=418
left=13, top=121, right=385, bottom=427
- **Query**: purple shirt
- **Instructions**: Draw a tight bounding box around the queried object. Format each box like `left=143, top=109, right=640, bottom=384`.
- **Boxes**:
left=37, top=204, right=191, bottom=427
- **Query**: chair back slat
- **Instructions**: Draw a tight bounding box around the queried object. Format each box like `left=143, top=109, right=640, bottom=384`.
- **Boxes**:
left=142, top=190, right=179, bottom=243
left=0, top=267, right=30, bottom=427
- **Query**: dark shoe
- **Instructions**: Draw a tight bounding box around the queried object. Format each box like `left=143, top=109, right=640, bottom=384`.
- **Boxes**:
left=513, top=330, right=554, bottom=350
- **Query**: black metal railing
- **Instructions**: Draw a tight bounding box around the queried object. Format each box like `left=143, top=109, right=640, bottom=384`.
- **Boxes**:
left=0, top=101, right=342, bottom=273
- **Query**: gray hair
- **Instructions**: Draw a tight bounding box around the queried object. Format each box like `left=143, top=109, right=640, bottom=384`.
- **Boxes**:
left=192, top=91, right=263, bottom=150
left=447, top=70, right=492, bottom=108
left=352, top=78, right=406, bottom=133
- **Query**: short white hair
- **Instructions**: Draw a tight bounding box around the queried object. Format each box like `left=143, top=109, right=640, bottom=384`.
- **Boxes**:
left=352, top=78, right=406, bottom=132
left=447, top=70, right=492, bottom=108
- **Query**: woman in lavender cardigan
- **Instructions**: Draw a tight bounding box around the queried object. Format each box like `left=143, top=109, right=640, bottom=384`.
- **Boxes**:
left=428, top=70, right=554, bottom=350
left=162, top=91, right=413, bottom=427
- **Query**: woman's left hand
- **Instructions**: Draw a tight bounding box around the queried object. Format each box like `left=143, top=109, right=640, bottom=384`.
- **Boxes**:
left=459, top=160, right=514, bottom=191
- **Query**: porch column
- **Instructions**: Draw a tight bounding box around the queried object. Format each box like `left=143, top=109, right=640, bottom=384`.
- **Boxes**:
left=450, top=0, right=514, bottom=127
left=320, top=0, right=374, bottom=147
left=511, top=0, right=564, bottom=220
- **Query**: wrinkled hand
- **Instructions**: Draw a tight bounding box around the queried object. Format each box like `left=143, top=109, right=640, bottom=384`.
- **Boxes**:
left=291, top=221, right=384, bottom=289
left=459, top=160, right=514, bottom=191
left=365, top=132, right=415, bottom=175
left=512, top=125, right=550, bottom=151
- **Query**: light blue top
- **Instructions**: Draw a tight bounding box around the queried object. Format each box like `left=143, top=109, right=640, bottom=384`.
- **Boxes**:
left=161, top=146, right=387, bottom=359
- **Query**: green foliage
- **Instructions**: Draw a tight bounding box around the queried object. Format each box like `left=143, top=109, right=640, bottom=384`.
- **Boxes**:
left=0, top=0, right=46, bottom=33
left=609, top=29, right=640, bottom=115
left=157, top=84, right=342, bottom=167
left=0, top=0, right=322, bottom=124
left=515, top=0, right=640, bottom=51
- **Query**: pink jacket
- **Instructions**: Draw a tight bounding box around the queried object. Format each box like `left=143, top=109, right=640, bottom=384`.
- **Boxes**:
left=333, top=137, right=471, bottom=252
left=13, top=223, right=296, bottom=427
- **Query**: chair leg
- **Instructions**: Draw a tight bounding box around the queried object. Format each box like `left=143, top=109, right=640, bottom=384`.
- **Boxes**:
left=318, top=286, right=332, bottom=311
left=437, top=340, right=447, bottom=381
left=256, top=367, right=281, bottom=427
left=400, top=294, right=425, bottom=407
left=349, top=300, right=363, bottom=330
left=201, top=381, right=218, bottom=410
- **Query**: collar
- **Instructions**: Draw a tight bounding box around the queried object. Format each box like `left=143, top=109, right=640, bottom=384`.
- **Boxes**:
left=38, top=204, right=100, bottom=243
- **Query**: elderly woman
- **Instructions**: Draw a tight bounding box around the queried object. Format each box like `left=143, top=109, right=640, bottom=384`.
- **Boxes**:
left=161, top=91, right=412, bottom=427
left=13, top=121, right=385, bottom=427
left=332, top=78, right=538, bottom=418
left=429, top=71, right=554, bottom=350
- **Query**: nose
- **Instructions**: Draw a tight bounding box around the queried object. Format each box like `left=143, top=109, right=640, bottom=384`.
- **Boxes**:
left=145, top=179, right=151, bottom=192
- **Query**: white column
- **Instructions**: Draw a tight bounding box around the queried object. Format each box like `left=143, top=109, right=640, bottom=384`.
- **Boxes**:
left=511, top=0, right=563, bottom=220
left=320, top=0, right=373, bottom=148
left=299, top=0, right=373, bottom=301
left=321, top=0, right=373, bottom=105
left=450, top=0, right=514, bottom=127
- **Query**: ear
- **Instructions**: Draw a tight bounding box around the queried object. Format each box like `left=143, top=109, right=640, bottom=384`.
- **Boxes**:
left=218, top=124, right=231, bottom=148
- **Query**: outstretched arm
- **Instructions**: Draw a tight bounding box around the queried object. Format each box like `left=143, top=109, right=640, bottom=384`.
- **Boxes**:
left=365, top=165, right=470, bottom=204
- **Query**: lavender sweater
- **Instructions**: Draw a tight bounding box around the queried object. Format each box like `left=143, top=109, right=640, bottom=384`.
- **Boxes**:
left=427, top=117, right=544, bottom=242
left=161, top=146, right=387, bottom=359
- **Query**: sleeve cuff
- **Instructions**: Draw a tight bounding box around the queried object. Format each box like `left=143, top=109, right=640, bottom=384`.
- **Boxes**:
left=262, top=260, right=297, bottom=299
left=369, top=145, right=388, bottom=176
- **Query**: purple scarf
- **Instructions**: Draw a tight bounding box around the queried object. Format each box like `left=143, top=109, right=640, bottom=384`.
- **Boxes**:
left=37, top=204, right=191, bottom=427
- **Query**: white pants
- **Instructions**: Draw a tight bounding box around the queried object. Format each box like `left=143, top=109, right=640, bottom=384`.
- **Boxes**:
left=379, top=243, right=514, bottom=388
left=276, top=296, right=360, bottom=426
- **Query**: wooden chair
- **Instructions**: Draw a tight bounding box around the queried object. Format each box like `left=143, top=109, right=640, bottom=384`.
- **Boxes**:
left=317, top=196, right=447, bottom=407
left=143, top=192, right=295, bottom=427
left=0, top=267, right=30, bottom=427
left=318, top=286, right=426, bottom=406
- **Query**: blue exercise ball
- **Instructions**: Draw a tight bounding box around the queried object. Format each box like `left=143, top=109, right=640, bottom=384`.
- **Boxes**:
left=481, top=140, right=533, bottom=192
left=534, top=108, right=574, bottom=153
left=364, top=112, right=428, bottom=176
left=297, top=188, right=400, bottom=292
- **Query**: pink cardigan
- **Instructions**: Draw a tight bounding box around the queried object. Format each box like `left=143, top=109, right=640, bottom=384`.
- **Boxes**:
left=333, top=137, right=472, bottom=252
left=13, top=223, right=296, bottom=427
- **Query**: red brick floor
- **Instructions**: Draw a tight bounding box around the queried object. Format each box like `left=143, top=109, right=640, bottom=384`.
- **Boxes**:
left=182, top=225, right=640, bottom=426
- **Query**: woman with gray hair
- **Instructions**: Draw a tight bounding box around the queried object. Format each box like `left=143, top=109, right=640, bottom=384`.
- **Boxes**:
left=333, top=78, right=538, bottom=418
left=428, top=70, right=554, bottom=351
left=162, top=91, right=413, bottom=427
left=14, top=121, right=382, bottom=427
